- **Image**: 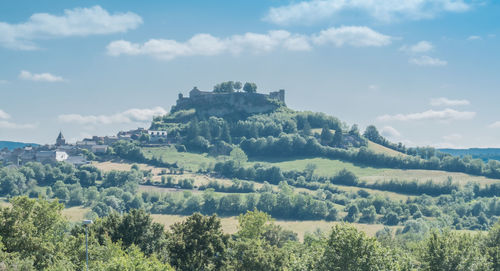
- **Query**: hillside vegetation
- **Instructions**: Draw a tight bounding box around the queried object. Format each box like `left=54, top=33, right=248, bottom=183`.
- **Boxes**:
left=1, top=82, right=500, bottom=270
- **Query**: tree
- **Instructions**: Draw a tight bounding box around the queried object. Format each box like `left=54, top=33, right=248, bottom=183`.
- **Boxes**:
left=419, top=231, right=491, bottom=271
left=332, top=127, right=343, bottom=147
left=0, top=197, right=69, bottom=269
left=237, top=209, right=271, bottom=239
left=213, top=81, right=235, bottom=93
left=319, top=224, right=395, bottom=271
left=230, top=147, right=248, bottom=167
left=363, top=125, right=383, bottom=143
left=384, top=211, right=399, bottom=226
left=344, top=205, right=359, bottom=222
left=485, top=222, right=500, bottom=270
left=0, top=168, right=27, bottom=196
left=234, top=81, right=242, bottom=91
left=320, top=125, right=333, bottom=146
left=302, top=119, right=312, bottom=136
left=231, top=210, right=289, bottom=271
left=359, top=206, right=376, bottom=224
left=139, top=133, right=150, bottom=143
left=167, top=213, right=229, bottom=270
left=187, top=118, right=200, bottom=140
left=243, top=82, right=257, bottom=93
left=92, top=244, right=174, bottom=271
left=221, top=123, right=232, bottom=144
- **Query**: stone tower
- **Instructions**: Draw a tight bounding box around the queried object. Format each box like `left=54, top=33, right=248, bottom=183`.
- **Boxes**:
left=56, top=132, right=66, bottom=146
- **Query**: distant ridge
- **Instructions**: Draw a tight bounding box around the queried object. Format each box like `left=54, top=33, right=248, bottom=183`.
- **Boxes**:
left=0, top=141, right=39, bottom=150
left=439, top=148, right=500, bottom=162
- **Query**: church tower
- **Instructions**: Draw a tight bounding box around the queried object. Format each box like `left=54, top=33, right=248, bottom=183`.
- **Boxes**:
left=56, top=132, right=66, bottom=146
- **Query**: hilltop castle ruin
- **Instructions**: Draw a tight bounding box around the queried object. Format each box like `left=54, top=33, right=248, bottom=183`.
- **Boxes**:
left=171, top=87, right=286, bottom=117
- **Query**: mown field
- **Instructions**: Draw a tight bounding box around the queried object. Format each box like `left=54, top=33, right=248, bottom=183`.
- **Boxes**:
left=150, top=214, right=396, bottom=241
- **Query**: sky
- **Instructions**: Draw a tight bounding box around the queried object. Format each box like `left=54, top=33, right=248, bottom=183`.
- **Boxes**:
left=0, top=0, right=499, bottom=148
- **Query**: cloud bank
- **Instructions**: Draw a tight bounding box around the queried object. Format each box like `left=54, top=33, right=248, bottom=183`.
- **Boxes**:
left=58, top=107, right=168, bottom=125
left=19, top=70, right=64, bottom=82
left=377, top=108, right=476, bottom=122
left=107, top=26, right=392, bottom=60
left=0, top=6, right=142, bottom=50
left=264, top=0, right=471, bottom=25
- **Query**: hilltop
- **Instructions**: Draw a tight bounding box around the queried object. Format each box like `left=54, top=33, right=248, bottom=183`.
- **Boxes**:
left=171, top=86, right=286, bottom=119
left=0, top=140, right=39, bottom=150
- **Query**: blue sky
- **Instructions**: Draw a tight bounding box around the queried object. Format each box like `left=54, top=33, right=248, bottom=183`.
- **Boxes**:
left=0, top=0, right=499, bottom=148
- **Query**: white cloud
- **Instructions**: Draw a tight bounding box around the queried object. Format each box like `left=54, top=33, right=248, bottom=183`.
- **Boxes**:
left=0, top=109, right=11, bottom=119
left=107, top=31, right=311, bottom=60
left=400, top=41, right=434, bottom=53
left=380, top=126, right=401, bottom=138
left=0, top=121, right=37, bottom=129
left=0, top=6, right=142, bottom=50
left=264, top=0, right=471, bottom=25
left=430, top=97, right=470, bottom=106
left=312, top=26, right=392, bottom=47
left=19, top=70, right=64, bottom=82
left=377, top=108, right=476, bottom=122
left=467, top=35, right=481, bottom=40
left=442, top=133, right=462, bottom=141
left=489, top=121, right=500, bottom=128
left=108, top=26, right=391, bottom=60
left=58, top=106, right=168, bottom=125
left=409, top=55, right=447, bottom=66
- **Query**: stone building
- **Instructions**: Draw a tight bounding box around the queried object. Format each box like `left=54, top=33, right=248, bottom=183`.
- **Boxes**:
left=56, top=132, right=66, bottom=146
left=171, top=87, right=286, bottom=117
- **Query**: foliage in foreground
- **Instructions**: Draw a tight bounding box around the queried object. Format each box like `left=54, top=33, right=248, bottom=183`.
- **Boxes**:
left=0, top=197, right=500, bottom=270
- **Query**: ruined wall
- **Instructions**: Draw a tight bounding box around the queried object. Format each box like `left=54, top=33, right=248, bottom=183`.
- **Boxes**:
left=171, top=90, right=286, bottom=117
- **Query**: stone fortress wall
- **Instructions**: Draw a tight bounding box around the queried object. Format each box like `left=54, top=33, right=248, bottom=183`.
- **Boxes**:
left=172, top=87, right=285, bottom=117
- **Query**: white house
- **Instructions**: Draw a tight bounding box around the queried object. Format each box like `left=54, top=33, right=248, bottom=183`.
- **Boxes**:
left=36, top=151, right=68, bottom=163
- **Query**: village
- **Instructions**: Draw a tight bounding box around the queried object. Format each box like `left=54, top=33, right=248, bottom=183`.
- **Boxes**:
left=0, top=128, right=168, bottom=167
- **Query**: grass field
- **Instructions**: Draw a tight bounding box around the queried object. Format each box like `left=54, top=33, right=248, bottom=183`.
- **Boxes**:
left=256, top=157, right=499, bottom=186
left=150, top=214, right=398, bottom=241
left=142, top=146, right=222, bottom=172
left=366, top=141, right=409, bottom=158
left=256, top=157, right=381, bottom=177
